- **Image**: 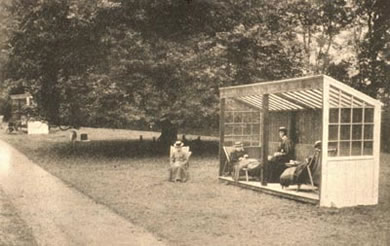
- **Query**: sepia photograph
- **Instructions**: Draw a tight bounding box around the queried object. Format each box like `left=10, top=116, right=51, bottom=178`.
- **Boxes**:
left=0, top=0, right=389, bottom=245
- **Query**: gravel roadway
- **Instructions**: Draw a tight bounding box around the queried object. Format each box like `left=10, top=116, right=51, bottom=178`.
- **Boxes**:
left=0, top=139, right=166, bottom=246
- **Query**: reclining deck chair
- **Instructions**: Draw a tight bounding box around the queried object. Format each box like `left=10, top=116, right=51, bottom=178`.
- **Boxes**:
left=222, top=146, right=234, bottom=176
left=222, top=146, right=261, bottom=182
left=280, top=139, right=325, bottom=192
left=295, top=149, right=321, bottom=191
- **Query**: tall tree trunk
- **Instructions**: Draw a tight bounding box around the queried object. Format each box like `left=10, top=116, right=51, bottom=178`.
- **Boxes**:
left=40, top=65, right=60, bottom=125
left=158, top=120, right=178, bottom=151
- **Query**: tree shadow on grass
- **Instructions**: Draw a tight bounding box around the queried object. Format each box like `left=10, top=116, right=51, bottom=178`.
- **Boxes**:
left=54, top=139, right=219, bottom=159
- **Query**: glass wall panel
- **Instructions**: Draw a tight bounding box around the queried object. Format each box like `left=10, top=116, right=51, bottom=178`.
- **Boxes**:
left=352, top=108, right=363, bottom=123
left=351, top=141, right=362, bottom=156
left=340, top=125, right=351, bottom=140
left=364, top=108, right=374, bottom=123
left=363, top=141, right=373, bottom=155
left=225, top=112, right=233, bottom=122
left=252, top=124, right=260, bottom=135
left=243, top=124, right=251, bottom=135
left=339, top=142, right=350, bottom=156
left=242, top=112, right=251, bottom=123
left=243, top=140, right=251, bottom=147
left=225, top=125, right=233, bottom=135
left=340, top=108, right=351, bottom=123
left=364, top=125, right=373, bottom=140
left=329, top=108, right=339, bottom=123
left=328, top=142, right=338, bottom=157
left=352, top=125, right=362, bottom=140
left=233, top=125, right=242, bottom=135
left=223, top=98, right=261, bottom=147
left=329, top=125, right=338, bottom=140
left=327, top=86, right=375, bottom=157
left=234, top=113, right=242, bottom=123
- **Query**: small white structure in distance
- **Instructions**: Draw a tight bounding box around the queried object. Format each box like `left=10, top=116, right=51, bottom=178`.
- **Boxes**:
left=9, top=93, right=49, bottom=135
left=27, top=121, right=49, bottom=135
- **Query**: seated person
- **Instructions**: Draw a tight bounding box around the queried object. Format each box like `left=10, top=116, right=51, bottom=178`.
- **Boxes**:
left=230, top=141, right=261, bottom=181
left=295, top=140, right=321, bottom=187
left=169, top=141, right=190, bottom=182
left=266, top=126, right=294, bottom=183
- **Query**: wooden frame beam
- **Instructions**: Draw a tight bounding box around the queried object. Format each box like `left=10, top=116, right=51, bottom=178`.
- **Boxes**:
left=373, top=102, right=382, bottom=203
left=320, top=80, right=330, bottom=206
left=261, top=94, right=269, bottom=185
left=286, top=91, right=322, bottom=108
left=232, top=97, right=262, bottom=111
left=219, top=98, right=225, bottom=176
left=325, top=75, right=383, bottom=107
left=270, top=94, right=299, bottom=110
left=274, top=93, right=313, bottom=110
left=220, top=75, right=323, bottom=98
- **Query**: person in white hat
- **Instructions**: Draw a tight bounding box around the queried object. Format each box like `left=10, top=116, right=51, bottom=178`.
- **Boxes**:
left=169, top=140, right=190, bottom=182
left=230, top=141, right=261, bottom=181
left=230, top=141, right=247, bottom=164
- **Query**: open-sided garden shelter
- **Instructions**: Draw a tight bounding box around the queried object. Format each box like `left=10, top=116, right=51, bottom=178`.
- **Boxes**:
left=219, top=75, right=382, bottom=207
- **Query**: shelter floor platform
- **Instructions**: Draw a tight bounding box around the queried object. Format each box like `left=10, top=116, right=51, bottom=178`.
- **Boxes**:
left=219, top=176, right=319, bottom=205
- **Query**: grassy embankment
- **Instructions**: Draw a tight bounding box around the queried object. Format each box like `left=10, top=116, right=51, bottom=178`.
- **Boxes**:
left=1, top=128, right=389, bottom=246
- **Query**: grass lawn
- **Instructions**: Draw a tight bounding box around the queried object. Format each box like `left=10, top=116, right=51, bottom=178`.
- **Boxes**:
left=1, top=128, right=389, bottom=246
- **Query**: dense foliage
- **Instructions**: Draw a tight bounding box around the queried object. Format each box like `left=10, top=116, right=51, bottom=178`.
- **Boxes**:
left=0, top=0, right=389, bottom=144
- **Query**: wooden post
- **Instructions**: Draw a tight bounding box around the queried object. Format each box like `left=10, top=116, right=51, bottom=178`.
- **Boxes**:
left=261, top=94, right=269, bottom=186
left=219, top=98, right=226, bottom=176
left=287, top=112, right=292, bottom=142
left=320, top=79, right=330, bottom=206
left=288, top=111, right=298, bottom=147
left=373, top=101, right=382, bottom=204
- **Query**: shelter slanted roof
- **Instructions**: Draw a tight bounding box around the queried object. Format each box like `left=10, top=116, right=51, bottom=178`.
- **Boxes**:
left=220, top=75, right=382, bottom=112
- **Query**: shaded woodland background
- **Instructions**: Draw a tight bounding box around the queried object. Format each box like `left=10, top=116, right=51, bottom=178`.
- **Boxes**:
left=0, top=0, right=389, bottom=149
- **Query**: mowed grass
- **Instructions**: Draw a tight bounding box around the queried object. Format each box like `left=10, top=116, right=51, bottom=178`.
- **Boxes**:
left=1, top=128, right=390, bottom=246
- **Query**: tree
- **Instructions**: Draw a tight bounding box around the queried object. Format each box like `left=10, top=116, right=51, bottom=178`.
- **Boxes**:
left=351, top=0, right=390, bottom=102
left=289, top=0, right=353, bottom=74
left=91, top=0, right=305, bottom=145
left=5, top=0, right=110, bottom=127
left=348, top=0, right=390, bottom=153
left=4, top=0, right=305, bottom=146
left=0, top=0, right=12, bottom=119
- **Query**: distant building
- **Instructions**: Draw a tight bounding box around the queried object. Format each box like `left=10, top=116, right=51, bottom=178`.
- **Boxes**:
left=9, top=93, right=48, bottom=134
left=9, top=93, right=33, bottom=123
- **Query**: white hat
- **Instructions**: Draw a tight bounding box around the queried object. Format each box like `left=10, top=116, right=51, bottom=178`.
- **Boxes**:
left=234, top=141, right=243, bottom=147
left=314, top=140, right=321, bottom=148
left=278, top=126, right=287, bottom=133
left=174, top=141, right=184, bottom=147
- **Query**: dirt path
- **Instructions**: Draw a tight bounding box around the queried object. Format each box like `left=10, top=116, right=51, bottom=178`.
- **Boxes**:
left=0, top=186, right=38, bottom=246
left=0, top=139, right=166, bottom=246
